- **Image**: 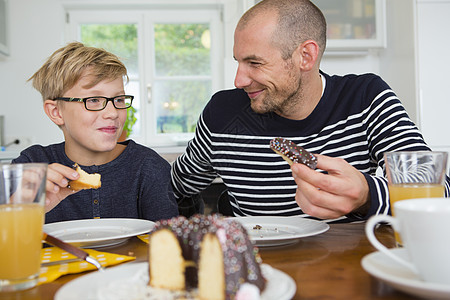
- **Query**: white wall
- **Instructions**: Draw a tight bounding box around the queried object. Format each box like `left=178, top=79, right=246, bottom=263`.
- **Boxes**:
left=1, top=0, right=65, bottom=152
left=0, top=0, right=420, bottom=155
left=379, top=0, right=418, bottom=124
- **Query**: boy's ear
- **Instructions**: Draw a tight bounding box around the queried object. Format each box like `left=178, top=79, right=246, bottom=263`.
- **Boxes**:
left=43, top=100, right=64, bottom=126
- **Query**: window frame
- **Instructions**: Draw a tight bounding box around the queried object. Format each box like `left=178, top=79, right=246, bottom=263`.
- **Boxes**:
left=66, top=6, right=224, bottom=148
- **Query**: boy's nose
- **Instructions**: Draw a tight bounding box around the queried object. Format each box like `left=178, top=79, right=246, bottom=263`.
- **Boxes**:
left=102, top=101, right=120, bottom=115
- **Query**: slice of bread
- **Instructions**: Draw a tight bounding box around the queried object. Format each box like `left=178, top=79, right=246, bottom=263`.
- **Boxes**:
left=68, top=163, right=101, bottom=191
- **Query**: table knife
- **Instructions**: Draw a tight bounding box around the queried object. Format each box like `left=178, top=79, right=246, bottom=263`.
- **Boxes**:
left=42, top=232, right=104, bottom=271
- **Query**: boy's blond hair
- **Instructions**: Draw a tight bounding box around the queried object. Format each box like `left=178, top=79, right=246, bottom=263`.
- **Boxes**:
left=29, top=42, right=128, bottom=101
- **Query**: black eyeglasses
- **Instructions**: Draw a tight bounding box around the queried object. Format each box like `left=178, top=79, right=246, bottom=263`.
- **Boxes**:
left=54, top=95, right=134, bottom=111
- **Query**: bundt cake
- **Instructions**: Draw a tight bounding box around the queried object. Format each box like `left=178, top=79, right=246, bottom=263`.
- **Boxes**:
left=148, top=214, right=266, bottom=300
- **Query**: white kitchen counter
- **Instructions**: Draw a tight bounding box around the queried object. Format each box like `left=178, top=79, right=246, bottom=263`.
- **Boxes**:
left=0, top=150, right=20, bottom=162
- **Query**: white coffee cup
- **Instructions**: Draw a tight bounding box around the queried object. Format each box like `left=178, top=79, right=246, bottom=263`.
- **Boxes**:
left=366, top=198, right=450, bottom=285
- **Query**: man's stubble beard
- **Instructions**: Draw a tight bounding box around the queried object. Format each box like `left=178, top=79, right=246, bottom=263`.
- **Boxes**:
left=250, top=76, right=303, bottom=117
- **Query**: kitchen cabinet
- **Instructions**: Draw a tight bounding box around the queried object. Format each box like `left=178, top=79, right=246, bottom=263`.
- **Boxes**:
left=415, top=0, right=450, bottom=155
left=313, top=0, right=386, bottom=50
left=378, top=0, right=450, bottom=158
left=0, top=151, right=18, bottom=162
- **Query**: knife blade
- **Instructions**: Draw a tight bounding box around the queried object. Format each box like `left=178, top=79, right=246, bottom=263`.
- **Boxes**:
left=41, top=258, right=82, bottom=267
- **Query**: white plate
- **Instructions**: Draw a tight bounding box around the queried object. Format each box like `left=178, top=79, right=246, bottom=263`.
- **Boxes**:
left=55, top=262, right=296, bottom=300
left=362, top=248, right=450, bottom=299
left=230, top=216, right=330, bottom=247
left=44, top=218, right=155, bottom=248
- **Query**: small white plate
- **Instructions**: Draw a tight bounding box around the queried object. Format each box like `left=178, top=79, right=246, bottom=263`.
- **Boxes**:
left=230, top=216, right=330, bottom=247
left=43, top=218, right=155, bottom=248
left=362, top=248, right=450, bottom=299
left=55, top=262, right=296, bottom=300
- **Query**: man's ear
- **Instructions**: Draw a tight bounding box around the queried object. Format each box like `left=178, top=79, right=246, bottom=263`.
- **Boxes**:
left=294, top=40, right=320, bottom=72
left=43, top=100, right=64, bottom=126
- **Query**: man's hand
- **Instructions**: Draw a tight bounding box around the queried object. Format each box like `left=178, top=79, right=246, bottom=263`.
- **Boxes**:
left=45, top=163, right=80, bottom=212
left=291, top=154, right=369, bottom=219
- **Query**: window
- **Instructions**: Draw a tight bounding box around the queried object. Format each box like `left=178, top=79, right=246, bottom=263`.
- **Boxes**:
left=153, top=22, right=213, bottom=136
left=67, top=8, right=223, bottom=147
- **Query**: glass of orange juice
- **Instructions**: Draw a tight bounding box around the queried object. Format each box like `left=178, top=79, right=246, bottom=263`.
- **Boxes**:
left=0, top=163, right=47, bottom=292
left=384, top=151, right=447, bottom=246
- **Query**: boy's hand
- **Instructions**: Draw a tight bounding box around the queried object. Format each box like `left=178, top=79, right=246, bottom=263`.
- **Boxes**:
left=45, top=163, right=80, bottom=212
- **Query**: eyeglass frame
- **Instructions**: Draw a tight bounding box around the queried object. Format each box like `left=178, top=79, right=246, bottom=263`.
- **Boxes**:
left=53, top=95, right=134, bottom=111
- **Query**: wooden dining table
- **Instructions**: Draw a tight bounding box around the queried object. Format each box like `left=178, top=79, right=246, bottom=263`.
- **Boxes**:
left=0, top=222, right=419, bottom=300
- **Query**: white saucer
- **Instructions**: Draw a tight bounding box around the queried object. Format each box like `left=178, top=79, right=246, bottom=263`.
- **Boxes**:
left=230, top=216, right=329, bottom=247
left=44, top=218, right=155, bottom=248
left=361, top=248, right=450, bottom=299
left=55, top=262, right=296, bottom=300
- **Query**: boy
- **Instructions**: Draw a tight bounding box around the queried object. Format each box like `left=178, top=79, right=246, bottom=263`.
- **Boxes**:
left=13, top=42, right=178, bottom=223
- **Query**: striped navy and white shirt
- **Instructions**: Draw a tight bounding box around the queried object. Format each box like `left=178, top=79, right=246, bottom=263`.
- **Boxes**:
left=171, top=72, right=450, bottom=222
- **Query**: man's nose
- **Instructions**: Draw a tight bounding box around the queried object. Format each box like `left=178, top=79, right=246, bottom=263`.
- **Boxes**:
left=234, top=64, right=252, bottom=89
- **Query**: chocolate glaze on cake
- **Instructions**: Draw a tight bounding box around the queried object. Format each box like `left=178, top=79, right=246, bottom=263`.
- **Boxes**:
left=270, top=137, right=317, bottom=169
left=149, top=214, right=266, bottom=299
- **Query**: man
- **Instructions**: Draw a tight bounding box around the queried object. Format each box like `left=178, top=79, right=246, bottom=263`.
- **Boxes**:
left=171, top=0, right=449, bottom=222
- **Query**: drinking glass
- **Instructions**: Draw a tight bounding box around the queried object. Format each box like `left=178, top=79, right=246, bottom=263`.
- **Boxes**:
left=384, top=151, right=447, bottom=246
left=0, top=163, right=47, bottom=292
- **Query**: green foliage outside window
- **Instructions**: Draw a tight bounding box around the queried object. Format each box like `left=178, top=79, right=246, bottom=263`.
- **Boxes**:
left=154, top=24, right=211, bottom=76
left=81, top=24, right=138, bottom=75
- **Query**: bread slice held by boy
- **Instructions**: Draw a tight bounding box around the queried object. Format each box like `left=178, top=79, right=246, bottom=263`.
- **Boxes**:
left=68, top=163, right=101, bottom=191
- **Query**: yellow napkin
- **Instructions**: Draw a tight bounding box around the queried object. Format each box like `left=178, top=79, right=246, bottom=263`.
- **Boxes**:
left=39, top=247, right=135, bottom=284
left=137, top=234, right=149, bottom=244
